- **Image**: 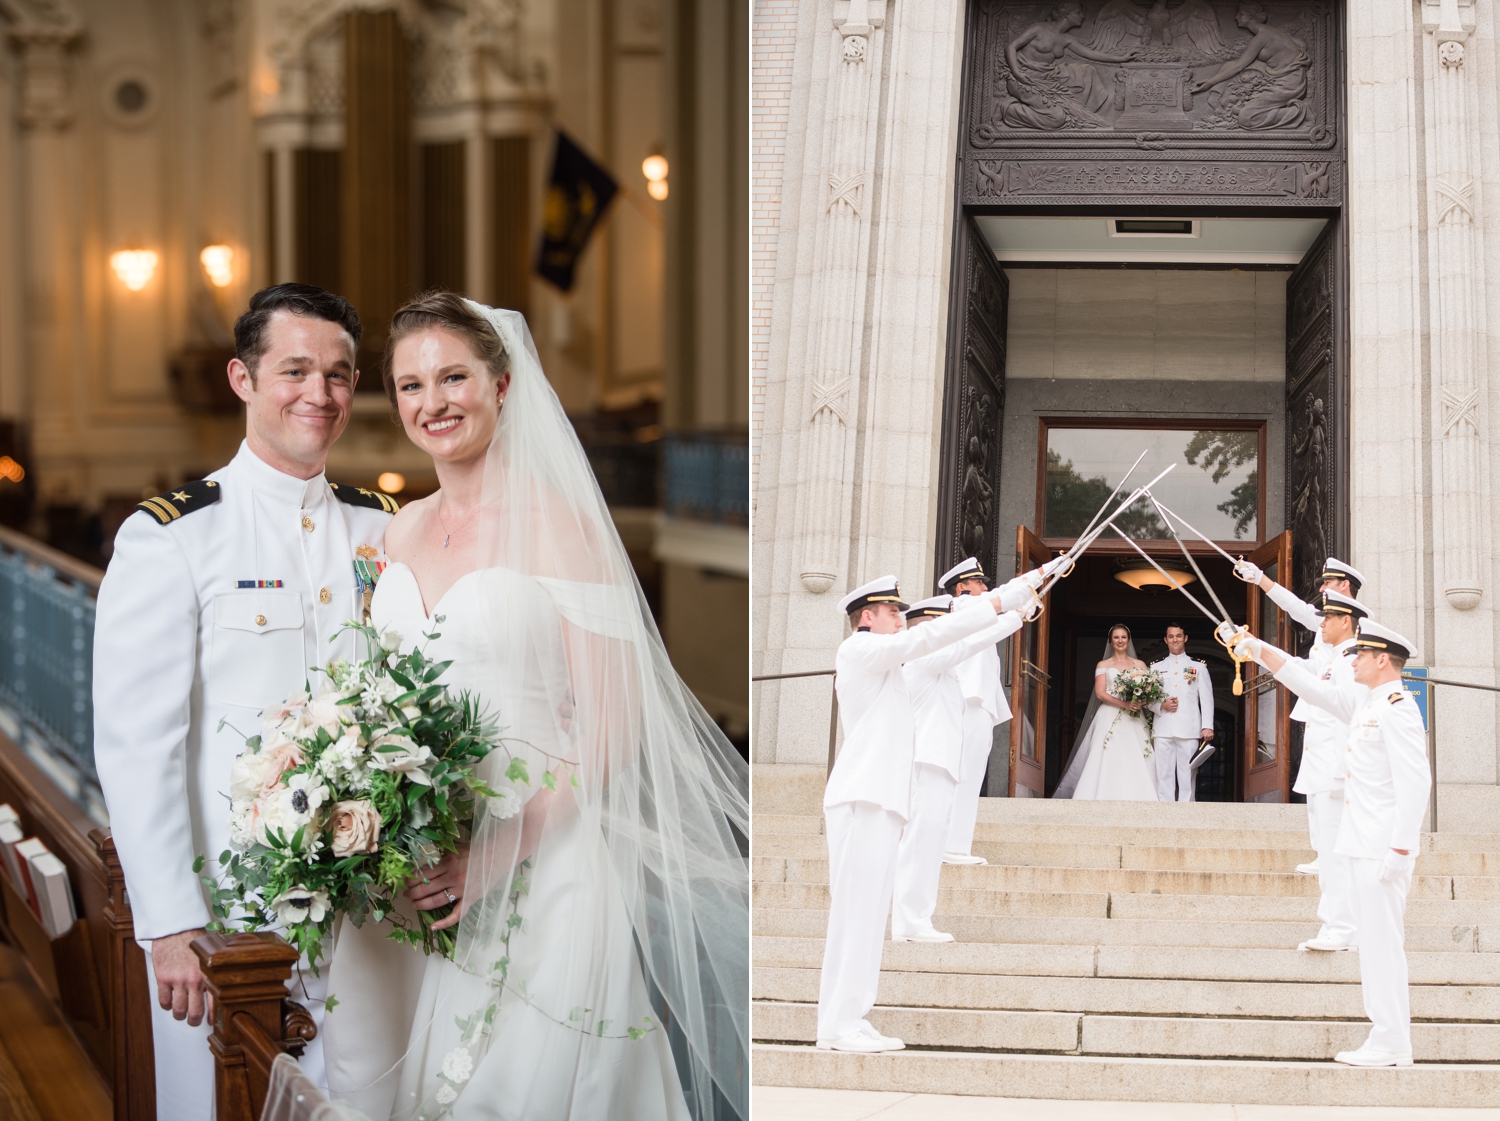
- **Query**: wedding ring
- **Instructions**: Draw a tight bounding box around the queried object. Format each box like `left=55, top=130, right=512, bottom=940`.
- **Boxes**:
left=443, top=889, right=456, bottom=904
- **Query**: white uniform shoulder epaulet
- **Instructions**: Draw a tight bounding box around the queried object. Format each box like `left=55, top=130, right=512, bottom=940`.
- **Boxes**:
left=135, top=479, right=221, bottom=524
left=1387, top=690, right=1411, bottom=705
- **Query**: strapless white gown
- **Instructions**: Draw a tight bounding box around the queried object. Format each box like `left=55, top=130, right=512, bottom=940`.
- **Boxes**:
left=1069, top=669, right=1160, bottom=802
left=322, top=562, right=689, bottom=1120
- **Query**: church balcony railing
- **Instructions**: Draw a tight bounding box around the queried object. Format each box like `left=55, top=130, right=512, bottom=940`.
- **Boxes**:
left=0, top=524, right=104, bottom=822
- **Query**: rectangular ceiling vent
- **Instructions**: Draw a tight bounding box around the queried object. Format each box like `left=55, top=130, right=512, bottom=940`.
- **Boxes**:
left=1108, top=219, right=1200, bottom=238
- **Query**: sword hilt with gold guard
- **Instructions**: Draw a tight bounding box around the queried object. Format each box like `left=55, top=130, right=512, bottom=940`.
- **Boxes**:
left=1215, top=623, right=1253, bottom=696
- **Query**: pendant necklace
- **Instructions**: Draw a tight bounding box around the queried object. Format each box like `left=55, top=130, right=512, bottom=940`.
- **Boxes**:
left=437, top=499, right=478, bottom=548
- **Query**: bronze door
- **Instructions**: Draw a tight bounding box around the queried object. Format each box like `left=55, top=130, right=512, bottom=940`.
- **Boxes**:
left=1242, top=531, right=1294, bottom=802
left=1009, top=525, right=1052, bottom=798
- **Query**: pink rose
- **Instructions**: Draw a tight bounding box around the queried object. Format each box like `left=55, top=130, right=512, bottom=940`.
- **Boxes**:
left=328, top=800, right=381, bottom=857
left=260, top=740, right=306, bottom=799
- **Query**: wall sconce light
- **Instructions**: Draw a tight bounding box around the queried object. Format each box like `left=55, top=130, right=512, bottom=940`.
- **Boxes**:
left=642, top=151, right=668, bottom=201
left=110, top=249, right=159, bottom=291
left=377, top=472, right=406, bottom=494
left=200, top=245, right=235, bottom=288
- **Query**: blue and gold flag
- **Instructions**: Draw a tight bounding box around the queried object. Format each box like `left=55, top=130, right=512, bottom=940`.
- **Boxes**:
left=535, top=130, right=618, bottom=292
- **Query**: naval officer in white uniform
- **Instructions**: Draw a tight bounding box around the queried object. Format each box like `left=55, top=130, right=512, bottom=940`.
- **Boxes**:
left=1233, top=556, right=1368, bottom=875
left=939, top=558, right=1016, bottom=865
left=93, top=286, right=398, bottom=1119
left=1234, top=620, right=1429, bottom=1067
left=817, top=569, right=1054, bottom=1053
left=1148, top=622, right=1216, bottom=802
left=891, top=596, right=1023, bottom=943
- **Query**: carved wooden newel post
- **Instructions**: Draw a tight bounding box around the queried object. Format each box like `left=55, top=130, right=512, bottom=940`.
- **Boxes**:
left=795, top=0, right=887, bottom=594
left=193, top=932, right=316, bottom=1121
left=1424, top=0, right=1488, bottom=610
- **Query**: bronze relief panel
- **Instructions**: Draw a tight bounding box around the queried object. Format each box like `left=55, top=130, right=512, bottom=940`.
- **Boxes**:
left=962, top=0, right=1340, bottom=206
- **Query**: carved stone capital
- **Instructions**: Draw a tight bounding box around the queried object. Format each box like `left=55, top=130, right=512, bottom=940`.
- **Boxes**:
left=5, top=0, right=84, bottom=130
left=833, top=0, right=885, bottom=32
left=1439, top=39, right=1465, bottom=67
left=1422, top=0, right=1474, bottom=41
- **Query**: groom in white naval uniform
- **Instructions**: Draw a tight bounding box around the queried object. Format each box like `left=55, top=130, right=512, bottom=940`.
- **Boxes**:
left=1235, top=620, right=1429, bottom=1066
left=939, top=558, right=1015, bottom=865
left=1148, top=622, right=1215, bottom=801
left=817, top=568, right=1056, bottom=1053
left=93, top=285, right=397, bottom=1119
left=891, top=596, right=1023, bottom=944
left=1234, top=556, right=1367, bottom=874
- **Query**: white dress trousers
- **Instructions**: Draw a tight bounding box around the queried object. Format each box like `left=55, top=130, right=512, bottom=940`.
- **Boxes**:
left=816, top=801, right=904, bottom=1042
left=1348, top=855, right=1415, bottom=1055
left=1153, top=738, right=1198, bottom=802
left=890, top=763, right=959, bottom=938
left=1307, top=788, right=1357, bottom=946
left=945, top=703, right=997, bottom=855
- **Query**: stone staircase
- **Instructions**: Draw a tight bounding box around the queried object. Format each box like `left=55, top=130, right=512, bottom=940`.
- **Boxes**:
left=751, top=765, right=1500, bottom=1108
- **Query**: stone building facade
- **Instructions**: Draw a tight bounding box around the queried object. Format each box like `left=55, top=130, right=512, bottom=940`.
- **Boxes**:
left=753, top=0, right=1500, bottom=828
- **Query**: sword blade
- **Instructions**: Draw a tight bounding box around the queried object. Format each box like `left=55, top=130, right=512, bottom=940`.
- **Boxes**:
left=1035, top=464, right=1179, bottom=599
left=1072, top=449, right=1149, bottom=547
left=1148, top=493, right=1233, bottom=624
left=1145, top=496, right=1244, bottom=567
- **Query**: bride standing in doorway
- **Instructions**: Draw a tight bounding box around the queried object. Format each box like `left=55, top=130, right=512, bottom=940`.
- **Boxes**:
left=1053, top=624, right=1159, bottom=801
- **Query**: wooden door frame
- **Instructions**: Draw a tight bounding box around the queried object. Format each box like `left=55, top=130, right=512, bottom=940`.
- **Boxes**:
left=1243, top=530, right=1295, bottom=802
left=1010, top=525, right=1053, bottom=797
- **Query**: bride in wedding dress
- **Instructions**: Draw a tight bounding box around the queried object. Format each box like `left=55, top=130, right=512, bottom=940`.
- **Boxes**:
left=321, top=294, right=748, bottom=1120
left=1053, top=624, right=1159, bottom=801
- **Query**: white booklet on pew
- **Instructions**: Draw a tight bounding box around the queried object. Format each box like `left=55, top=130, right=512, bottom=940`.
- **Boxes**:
left=26, top=850, right=75, bottom=937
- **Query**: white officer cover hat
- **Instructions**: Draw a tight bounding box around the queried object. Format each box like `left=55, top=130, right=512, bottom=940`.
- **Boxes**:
left=1316, top=589, right=1371, bottom=619
left=838, top=575, right=907, bottom=615
left=939, top=557, right=988, bottom=591
left=904, top=594, right=953, bottom=620
left=1321, top=557, right=1366, bottom=592
left=1351, top=620, right=1417, bottom=661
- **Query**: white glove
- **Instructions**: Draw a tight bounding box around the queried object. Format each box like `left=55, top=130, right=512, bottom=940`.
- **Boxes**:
left=1214, top=621, right=1238, bottom=646
left=1040, top=554, right=1072, bottom=579
left=1233, top=559, right=1263, bottom=584
left=1019, top=567, right=1046, bottom=591
left=1233, top=634, right=1263, bottom=661
left=993, top=582, right=1035, bottom=613
left=1380, top=851, right=1416, bottom=884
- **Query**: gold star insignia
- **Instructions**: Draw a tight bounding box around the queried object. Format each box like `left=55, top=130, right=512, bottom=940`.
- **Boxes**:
left=172, top=491, right=191, bottom=502
left=357, top=487, right=376, bottom=497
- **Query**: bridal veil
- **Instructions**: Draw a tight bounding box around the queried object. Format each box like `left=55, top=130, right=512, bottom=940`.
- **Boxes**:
left=1053, top=627, right=1138, bottom=799
left=396, top=303, right=748, bottom=1119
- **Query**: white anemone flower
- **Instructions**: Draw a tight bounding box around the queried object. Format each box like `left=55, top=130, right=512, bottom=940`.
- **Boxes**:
left=269, top=885, right=330, bottom=926
left=368, top=735, right=434, bottom=785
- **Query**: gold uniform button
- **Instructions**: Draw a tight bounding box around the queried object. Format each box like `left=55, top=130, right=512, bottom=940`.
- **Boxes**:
left=302, top=515, right=315, bottom=532
left=254, top=614, right=267, bottom=627
left=319, top=587, right=331, bottom=604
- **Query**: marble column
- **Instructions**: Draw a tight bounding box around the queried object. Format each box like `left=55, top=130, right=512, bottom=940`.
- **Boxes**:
left=791, top=0, right=886, bottom=595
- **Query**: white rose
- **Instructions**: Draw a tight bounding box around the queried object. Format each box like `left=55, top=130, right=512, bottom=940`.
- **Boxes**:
left=368, top=735, right=434, bottom=785
left=441, top=1047, right=473, bottom=1084
left=305, top=693, right=348, bottom=736
left=269, top=885, right=330, bottom=927
left=229, top=749, right=281, bottom=803
left=227, top=801, right=257, bottom=851
left=378, top=627, right=403, bottom=654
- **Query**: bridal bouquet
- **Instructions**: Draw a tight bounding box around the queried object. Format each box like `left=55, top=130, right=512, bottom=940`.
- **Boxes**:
left=199, top=620, right=519, bottom=973
left=1105, top=667, right=1167, bottom=756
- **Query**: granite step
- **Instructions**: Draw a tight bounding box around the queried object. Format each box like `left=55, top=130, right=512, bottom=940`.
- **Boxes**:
left=753, top=966, right=1500, bottom=1021
left=750, top=906, right=1491, bottom=953
left=750, top=1044, right=1500, bottom=1108
left=751, top=1001, right=1500, bottom=1063
left=755, top=855, right=1473, bottom=899
left=752, top=936, right=1500, bottom=985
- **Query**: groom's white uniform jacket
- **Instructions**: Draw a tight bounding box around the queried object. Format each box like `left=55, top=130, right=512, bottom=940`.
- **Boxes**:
left=906, top=613, right=1024, bottom=781
left=93, top=443, right=394, bottom=942
left=827, top=608, right=999, bottom=822
left=1147, top=653, right=1215, bottom=738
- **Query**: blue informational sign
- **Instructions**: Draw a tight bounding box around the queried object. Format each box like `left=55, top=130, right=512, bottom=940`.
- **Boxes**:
left=1402, top=666, right=1430, bottom=731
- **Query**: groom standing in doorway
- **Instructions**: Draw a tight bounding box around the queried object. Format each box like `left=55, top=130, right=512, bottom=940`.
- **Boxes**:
left=1149, top=622, right=1215, bottom=801
left=93, top=285, right=396, bottom=1120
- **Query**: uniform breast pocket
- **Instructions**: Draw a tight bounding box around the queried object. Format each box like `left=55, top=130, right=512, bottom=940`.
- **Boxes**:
left=209, top=592, right=306, bottom=709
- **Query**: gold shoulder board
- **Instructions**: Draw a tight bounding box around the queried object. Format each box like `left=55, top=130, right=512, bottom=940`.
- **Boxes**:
left=136, top=479, right=221, bottom=525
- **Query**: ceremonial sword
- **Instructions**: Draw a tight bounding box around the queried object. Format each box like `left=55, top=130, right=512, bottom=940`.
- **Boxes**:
left=1027, top=463, right=1180, bottom=613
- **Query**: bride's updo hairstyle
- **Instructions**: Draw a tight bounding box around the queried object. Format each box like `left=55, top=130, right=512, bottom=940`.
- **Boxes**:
left=381, top=289, right=511, bottom=406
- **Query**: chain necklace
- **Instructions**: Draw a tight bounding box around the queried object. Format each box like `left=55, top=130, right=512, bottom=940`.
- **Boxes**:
left=437, top=498, right=480, bottom=548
